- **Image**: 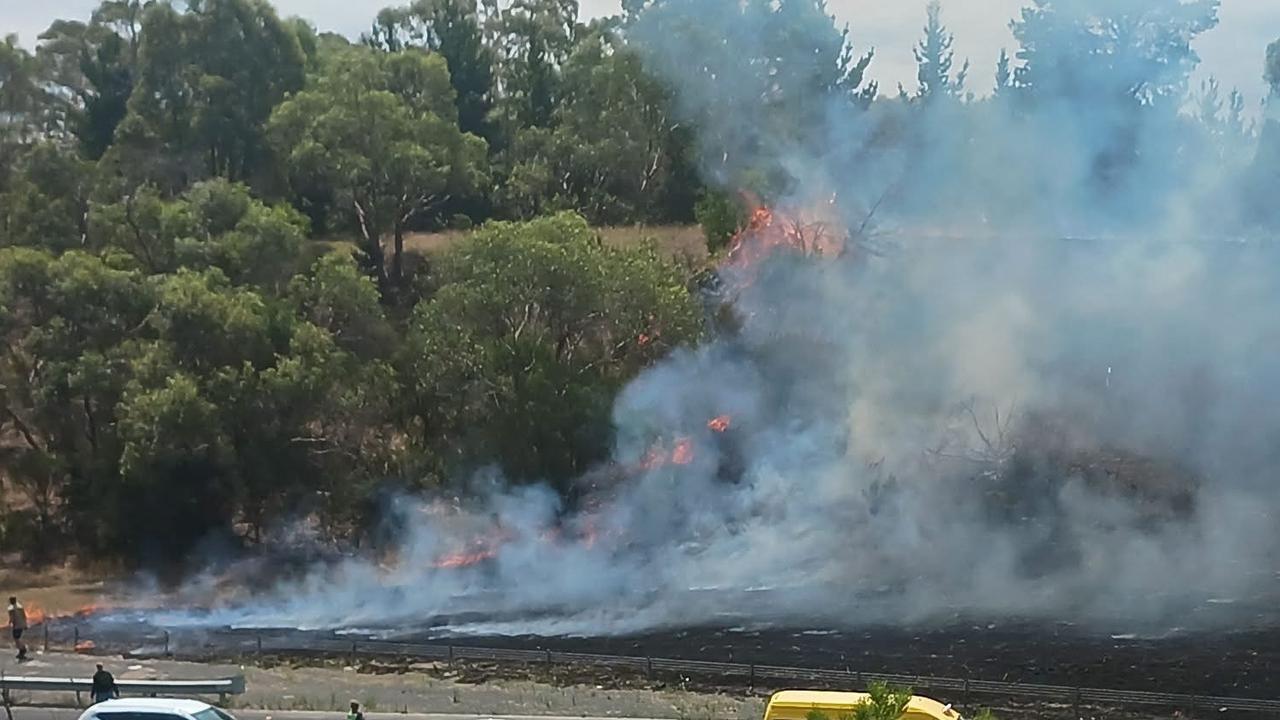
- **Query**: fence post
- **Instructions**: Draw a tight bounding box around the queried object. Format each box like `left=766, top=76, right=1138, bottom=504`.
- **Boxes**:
left=447, top=645, right=454, bottom=666
left=350, top=641, right=357, bottom=667
left=1073, top=688, right=1081, bottom=717
left=963, top=679, right=969, bottom=705
left=646, top=656, right=653, bottom=680
left=748, top=664, right=755, bottom=688
left=256, top=634, right=262, bottom=655
left=1189, top=694, right=1198, bottom=718
left=43, top=623, right=49, bottom=652
left=545, top=649, right=552, bottom=664
left=164, top=630, right=170, bottom=656
left=74, top=625, right=79, bottom=648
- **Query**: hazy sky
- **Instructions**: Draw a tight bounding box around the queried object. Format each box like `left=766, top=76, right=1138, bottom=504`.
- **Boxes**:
left=5, top=0, right=1277, bottom=107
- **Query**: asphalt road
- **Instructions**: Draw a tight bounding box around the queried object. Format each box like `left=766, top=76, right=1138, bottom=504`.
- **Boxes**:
left=10, top=711, right=668, bottom=720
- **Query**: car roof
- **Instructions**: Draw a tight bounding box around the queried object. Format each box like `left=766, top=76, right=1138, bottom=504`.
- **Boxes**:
left=80, top=698, right=214, bottom=716
left=766, top=690, right=960, bottom=720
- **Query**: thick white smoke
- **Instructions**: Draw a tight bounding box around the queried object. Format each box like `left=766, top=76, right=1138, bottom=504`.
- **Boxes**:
left=150, top=0, right=1280, bottom=637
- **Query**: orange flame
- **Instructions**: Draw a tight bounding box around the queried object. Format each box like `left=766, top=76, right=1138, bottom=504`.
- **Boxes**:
left=5, top=602, right=102, bottom=627
left=431, top=529, right=512, bottom=569
left=707, top=415, right=732, bottom=432
left=671, top=438, right=694, bottom=465
left=433, top=548, right=499, bottom=569
left=22, top=603, right=49, bottom=626
left=723, top=194, right=845, bottom=279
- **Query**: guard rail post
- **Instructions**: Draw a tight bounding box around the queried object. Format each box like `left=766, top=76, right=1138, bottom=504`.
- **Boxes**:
left=43, top=623, right=49, bottom=652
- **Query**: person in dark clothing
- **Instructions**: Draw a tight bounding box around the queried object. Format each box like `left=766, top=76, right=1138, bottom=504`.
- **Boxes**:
left=7, top=596, right=27, bottom=661
left=91, top=663, right=119, bottom=704
left=347, top=701, right=365, bottom=720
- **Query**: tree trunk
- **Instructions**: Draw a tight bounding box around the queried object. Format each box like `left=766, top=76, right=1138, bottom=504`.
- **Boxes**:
left=392, top=221, right=405, bottom=286
left=353, top=199, right=389, bottom=291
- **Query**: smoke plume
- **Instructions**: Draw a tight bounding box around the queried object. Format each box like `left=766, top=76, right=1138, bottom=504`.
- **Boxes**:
left=151, top=0, right=1280, bottom=637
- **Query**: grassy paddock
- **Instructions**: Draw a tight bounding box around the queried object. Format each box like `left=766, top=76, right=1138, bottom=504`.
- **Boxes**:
left=318, top=224, right=708, bottom=260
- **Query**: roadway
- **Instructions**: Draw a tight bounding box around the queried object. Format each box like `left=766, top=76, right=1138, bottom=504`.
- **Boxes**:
left=12, top=712, right=666, bottom=720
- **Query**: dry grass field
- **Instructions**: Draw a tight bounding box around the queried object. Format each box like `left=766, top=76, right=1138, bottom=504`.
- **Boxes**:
left=317, top=225, right=708, bottom=262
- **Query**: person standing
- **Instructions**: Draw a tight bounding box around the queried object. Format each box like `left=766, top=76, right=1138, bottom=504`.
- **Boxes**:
left=91, top=663, right=119, bottom=704
left=7, top=596, right=27, bottom=661
left=347, top=701, right=365, bottom=720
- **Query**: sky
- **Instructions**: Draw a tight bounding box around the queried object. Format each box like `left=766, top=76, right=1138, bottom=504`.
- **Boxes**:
left=4, top=0, right=1277, bottom=109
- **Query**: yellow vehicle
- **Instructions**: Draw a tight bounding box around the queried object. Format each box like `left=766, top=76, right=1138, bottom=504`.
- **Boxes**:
left=763, top=690, right=961, bottom=720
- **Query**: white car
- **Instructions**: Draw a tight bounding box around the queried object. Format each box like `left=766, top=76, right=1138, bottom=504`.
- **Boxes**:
left=76, top=698, right=238, bottom=720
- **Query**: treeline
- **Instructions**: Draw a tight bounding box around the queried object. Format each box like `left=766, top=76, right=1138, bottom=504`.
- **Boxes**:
left=1, top=0, right=1278, bottom=568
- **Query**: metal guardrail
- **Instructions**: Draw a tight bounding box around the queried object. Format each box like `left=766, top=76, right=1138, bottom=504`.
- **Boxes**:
left=0, top=674, right=246, bottom=704
left=34, top=622, right=1280, bottom=715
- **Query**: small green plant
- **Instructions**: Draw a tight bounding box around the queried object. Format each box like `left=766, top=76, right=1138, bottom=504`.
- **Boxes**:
left=694, top=190, right=743, bottom=253
left=806, top=683, right=914, bottom=720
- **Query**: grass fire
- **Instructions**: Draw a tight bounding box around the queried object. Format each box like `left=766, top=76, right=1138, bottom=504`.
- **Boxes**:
left=4, top=0, right=1280, bottom=706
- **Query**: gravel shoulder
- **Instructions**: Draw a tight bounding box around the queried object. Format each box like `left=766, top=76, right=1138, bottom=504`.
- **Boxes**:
left=0, top=651, right=759, bottom=720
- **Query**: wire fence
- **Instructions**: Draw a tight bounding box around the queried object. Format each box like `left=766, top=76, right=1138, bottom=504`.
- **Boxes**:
left=34, top=622, right=1280, bottom=715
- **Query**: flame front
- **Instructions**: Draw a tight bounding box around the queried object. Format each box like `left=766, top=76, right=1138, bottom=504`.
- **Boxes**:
left=724, top=197, right=846, bottom=280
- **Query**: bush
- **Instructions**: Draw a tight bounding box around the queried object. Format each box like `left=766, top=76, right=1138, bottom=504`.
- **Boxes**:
left=449, top=214, right=475, bottom=231
left=694, top=190, right=742, bottom=253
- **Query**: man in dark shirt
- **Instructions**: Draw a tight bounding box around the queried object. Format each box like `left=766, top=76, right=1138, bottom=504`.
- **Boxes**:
left=7, top=596, right=27, bottom=661
left=91, top=663, right=118, bottom=704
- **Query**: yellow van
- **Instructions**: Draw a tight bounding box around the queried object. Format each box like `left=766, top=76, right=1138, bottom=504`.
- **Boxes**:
left=763, top=690, right=961, bottom=720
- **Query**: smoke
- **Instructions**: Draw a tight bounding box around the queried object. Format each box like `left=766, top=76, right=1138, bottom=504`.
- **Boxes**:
left=149, top=0, right=1280, bottom=637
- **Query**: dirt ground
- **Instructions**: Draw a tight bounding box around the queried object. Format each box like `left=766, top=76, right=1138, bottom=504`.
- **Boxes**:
left=0, top=567, right=113, bottom=625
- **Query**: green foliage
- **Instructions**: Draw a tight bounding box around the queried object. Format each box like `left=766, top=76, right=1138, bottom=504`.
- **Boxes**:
left=495, top=24, right=697, bottom=224
left=1010, top=0, right=1219, bottom=106
left=269, top=45, right=487, bottom=290
left=3, top=0, right=1271, bottom=573
left=804, top=684, right=913, bottom=720
left=400, top=212, right=700, bottom=486
left=109, top=0, right=307, bottom=188
left=629, top=0, right=875, bottom=190
left=0, top=143, right=95, bottom=251
left=694, top=190, right=742, bottom=254
left=912, top=1, right=968, bottom=102
left=368, top=0, right=498, bottom=140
